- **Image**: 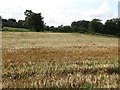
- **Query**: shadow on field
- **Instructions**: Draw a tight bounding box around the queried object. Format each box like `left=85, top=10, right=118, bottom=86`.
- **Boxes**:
left=106, top=67, right=120, bottom=74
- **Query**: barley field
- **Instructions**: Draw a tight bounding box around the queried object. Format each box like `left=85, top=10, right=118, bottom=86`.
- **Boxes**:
left=2, top=32, right=119, bottom=88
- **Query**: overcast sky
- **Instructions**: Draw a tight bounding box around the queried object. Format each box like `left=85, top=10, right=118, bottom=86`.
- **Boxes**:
left=0, top=0, right=119, bottom=26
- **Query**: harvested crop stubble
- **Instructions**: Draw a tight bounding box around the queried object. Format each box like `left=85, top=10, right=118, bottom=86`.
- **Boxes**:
left=2, top=32, right=119, bottom=88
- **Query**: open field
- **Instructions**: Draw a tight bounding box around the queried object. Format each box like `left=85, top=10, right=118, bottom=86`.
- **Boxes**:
left=2, top=32, right=119, bottom=88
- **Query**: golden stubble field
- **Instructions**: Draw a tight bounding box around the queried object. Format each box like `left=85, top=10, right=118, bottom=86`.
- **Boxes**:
left=2, top=32, right=119, bottom=88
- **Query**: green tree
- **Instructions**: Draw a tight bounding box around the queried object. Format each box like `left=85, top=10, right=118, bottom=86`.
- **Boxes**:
left=104, top=18, right=120, bottom=36
left=71, top=20, right=90, bottom=33
left=7, top=18, right=17, bottom=27
left=2, top=19, right=8, bottom=27
left=24, top=10, right=44, bottom=32
left=89, top=19, right=104, bottom=33
left=16, top=20, right=25, bottom=28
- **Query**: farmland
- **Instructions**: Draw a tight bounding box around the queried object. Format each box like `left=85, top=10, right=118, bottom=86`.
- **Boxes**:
left=2, top=32, right=119, bottom=88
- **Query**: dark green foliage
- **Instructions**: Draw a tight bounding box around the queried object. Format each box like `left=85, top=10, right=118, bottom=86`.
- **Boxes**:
left=57, top=25, right=72, bottom=32
left=106, top=67, right=120, bottom=74
left=90, top=19, right=104, bottom=33
left=104, top=18, right=120, bottom=36
left=2, top=19, right=8, bottom=27
left=2, top=18, right=17, bottom=27
left=24, top=10, right=44, bottom=32
left=2, top=19, right=26, bottom=28
left=44, top=25, right=72, bottom=33
left=16, top=20, right=26, bottom=28
left=71, top=20, right=90, bottom=33
left=7, top=18, right=17, bottom=27
left=43, top=18, right=120, bottom=37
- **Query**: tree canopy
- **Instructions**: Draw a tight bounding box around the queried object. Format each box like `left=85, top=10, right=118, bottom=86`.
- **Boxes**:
left=24, top=10, right=44, bottom=32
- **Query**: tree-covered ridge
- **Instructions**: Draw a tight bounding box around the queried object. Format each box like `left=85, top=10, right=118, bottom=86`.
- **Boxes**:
left=1, top=10, right=120, bottom=36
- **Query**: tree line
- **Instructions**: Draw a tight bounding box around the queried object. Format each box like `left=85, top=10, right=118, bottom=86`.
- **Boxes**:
left=45, top=18, right=120, bottom=36
left=2, top=10, right=120, bottom=36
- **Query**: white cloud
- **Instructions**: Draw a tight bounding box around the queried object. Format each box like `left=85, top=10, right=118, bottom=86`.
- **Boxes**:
left=45, top=1, right=114, bottom=26
left=80, top=2, right=113, bottom=21
left=0, top=0, right=118, bottom=26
